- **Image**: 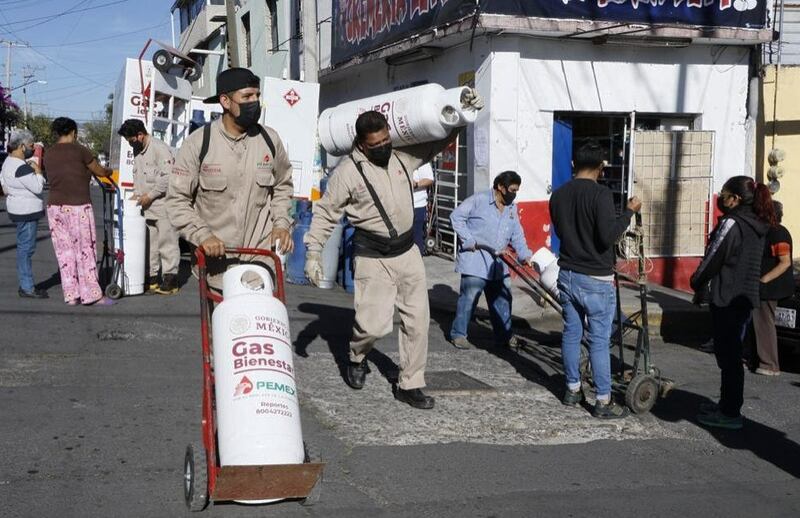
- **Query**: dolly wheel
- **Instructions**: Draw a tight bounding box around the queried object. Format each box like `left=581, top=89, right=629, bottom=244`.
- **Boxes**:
left=184, top=443, right=209, bottom=512
left=186, top=63, right=202, bottom=82
left=625, top=374, right=659, bottom=414
left=153, top=49, right=172, bottom=72
left=425, top=237, right=437, bottom=253
left=105, top=283, right=122, bottom=300
left=301, top=441, right=322, bottom=507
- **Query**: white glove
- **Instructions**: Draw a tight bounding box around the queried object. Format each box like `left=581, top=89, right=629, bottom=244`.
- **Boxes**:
left=461, top=87, right=485, bottom=111
left=305, top=251, right=324, bottom=287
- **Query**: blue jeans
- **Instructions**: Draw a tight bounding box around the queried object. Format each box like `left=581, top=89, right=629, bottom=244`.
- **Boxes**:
left=450, top=275, right=513, bottom=345
left=413, top=206, right=427, bottom=254
left=16, top=220, right=39, bottom=292
left=558, top=269, right=616, bottom=399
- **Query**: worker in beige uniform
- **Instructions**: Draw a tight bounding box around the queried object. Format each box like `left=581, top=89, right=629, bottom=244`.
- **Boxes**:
left=166, top=68, right=293, bottom=289
left=117, top=118, right=180, bottom=294
left=304, top=90, right=484, bottom=409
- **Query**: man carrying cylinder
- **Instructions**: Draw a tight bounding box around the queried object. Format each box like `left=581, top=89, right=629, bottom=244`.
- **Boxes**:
left=303, top=89, right=484, bottom=409
left=117, top=119, right=180, bottom=294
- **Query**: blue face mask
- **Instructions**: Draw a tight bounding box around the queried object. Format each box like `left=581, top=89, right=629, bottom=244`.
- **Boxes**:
left=23, top=146, right=34, bottom=159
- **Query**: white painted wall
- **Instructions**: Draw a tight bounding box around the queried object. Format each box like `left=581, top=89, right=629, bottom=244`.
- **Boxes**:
left=319, top=35, right=751, bottom=200
left=492, top=37, right=751, bottom=201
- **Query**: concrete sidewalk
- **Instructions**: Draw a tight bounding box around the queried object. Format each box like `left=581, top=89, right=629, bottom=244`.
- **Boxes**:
left=424, top=254, right=710, bottom=343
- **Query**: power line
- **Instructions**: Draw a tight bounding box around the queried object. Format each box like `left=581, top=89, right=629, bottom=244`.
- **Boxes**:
left=0, top=0, right=131, bottom=33
left=29, top=20, right=170, bottom=49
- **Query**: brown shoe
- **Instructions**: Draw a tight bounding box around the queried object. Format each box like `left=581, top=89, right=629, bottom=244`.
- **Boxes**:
left=155, top=273, right=179, bottom=295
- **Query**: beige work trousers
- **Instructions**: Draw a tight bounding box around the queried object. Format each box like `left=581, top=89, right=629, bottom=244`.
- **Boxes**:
left=350, top=246, right=429, bottom=390
left=146, top=217, right=180, bottom=277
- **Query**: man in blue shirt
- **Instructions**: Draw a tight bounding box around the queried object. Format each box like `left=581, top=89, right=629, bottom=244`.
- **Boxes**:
left=449, top=171, right=533, bottom=349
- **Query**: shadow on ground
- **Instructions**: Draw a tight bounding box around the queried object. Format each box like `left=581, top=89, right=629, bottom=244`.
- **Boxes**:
left=294, top=302, right=399, bottom=386
left=652, top=387, right=800, bottom=479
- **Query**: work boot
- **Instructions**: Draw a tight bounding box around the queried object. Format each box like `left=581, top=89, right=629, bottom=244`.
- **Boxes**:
left=562, top=388, right=583, bottom=407
left=697, top=409, right=744, bottom=430
left=344, top=359, right=370, bottom=390
left=145, top=275, right=159, bottom=295
left=449, top=336, right=472, bottom=350
left=592, top=399, right=629, bottom=419
left=155, top=273, right=179, bottom=295
left=18, top=288, right=48, bottom=299
left=394, top=388, right=435, bottom=409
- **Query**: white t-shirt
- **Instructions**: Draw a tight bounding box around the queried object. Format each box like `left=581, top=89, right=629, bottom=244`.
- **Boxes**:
left=412, top=162, right=434, bottom=209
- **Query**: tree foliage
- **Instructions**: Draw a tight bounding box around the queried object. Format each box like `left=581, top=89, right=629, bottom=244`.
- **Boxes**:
left=24, top=113, right=55, bottom=146
left=0, top=84, right=22, bottom=146
left=81, top=93, right=114, bottom=155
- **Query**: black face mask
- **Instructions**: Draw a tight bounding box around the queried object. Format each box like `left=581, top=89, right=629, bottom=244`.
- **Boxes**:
left=23, top=146, right=34, bottom=159
left=233, top=100, right=262, bottom=129
left=130, top=140, right=144, bottom=156
left=501, top=190, right=517, bottom=205
left=365, top=142, right=392, bottom=168
left=716, top=197, right=730, bottom=214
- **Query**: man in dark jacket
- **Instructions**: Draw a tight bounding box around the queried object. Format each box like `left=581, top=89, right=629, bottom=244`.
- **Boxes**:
left=550, top=139, right=641, bottom=419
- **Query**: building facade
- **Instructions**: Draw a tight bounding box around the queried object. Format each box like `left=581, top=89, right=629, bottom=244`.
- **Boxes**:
left=316, top=1, right=774, bottom=290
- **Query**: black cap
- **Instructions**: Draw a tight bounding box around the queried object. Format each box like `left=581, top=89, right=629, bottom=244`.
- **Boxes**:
left=203, top=67, right=260, bottom=104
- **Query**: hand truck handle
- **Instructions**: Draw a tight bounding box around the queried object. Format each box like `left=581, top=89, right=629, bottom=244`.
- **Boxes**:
left=195, top=246, right=286, bottom=303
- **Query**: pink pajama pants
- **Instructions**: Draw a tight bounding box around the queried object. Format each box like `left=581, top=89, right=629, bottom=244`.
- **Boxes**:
left=47, top=204, right=103, bottom=304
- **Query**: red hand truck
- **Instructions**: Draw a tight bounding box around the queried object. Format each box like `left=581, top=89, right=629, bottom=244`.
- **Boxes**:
left=183, top=247, right=324, bottom=511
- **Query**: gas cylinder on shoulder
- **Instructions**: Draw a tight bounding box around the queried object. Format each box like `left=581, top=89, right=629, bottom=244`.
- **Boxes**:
left=212, top=265, right=304, bottom=504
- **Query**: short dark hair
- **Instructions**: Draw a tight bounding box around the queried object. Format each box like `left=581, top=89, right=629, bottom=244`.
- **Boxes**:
left=118, top=119, right=147, bottom=138
left=355, top=111, right=389, bottom=142
left=493, top=170, right=522, bottom=190
left=51, top=117, right=78, bottom=137
left=573, top=139, right=607, bottom=172
left=774, top=200, right=784, bottom=223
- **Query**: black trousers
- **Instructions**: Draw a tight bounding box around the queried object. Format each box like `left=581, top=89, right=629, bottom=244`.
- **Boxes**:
left=710, top=304, right=753, bottom=418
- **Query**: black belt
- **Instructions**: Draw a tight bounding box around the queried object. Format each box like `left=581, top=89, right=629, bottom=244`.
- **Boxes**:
left=353, top=228, right=414, bottom=258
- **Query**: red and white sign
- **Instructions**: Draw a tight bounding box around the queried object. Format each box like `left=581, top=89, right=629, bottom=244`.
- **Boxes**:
left=283, top=88, right=301, bottom=107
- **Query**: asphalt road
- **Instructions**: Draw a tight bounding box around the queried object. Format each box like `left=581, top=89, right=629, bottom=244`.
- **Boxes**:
left=1, top=194, right=799, bottom=517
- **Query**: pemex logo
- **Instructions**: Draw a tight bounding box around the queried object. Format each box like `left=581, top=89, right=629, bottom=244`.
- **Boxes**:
left=234, top=376, right=253, bottom=396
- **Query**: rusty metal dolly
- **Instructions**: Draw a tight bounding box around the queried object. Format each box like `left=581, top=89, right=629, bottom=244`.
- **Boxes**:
left=183, top=247, right=324, bottom=511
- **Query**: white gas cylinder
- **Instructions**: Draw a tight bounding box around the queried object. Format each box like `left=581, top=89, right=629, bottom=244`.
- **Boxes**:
left=531, top=247, right=560, bottom=297
left=212, top=265, right=304, bottom=504
left=113, top=198, right=146, bottom=295
left=318, top=83, right=479, bottom=156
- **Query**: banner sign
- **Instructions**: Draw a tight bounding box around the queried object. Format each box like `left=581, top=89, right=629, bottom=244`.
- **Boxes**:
left=331, top=0, right=767, bottom=65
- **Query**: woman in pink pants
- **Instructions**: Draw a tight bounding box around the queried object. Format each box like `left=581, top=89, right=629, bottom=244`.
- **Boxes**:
left=43, top=117, right=114, bottom=305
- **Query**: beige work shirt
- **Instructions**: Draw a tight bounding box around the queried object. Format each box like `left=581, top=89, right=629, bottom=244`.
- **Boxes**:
left=305, top=137, right=451, bottom=251
left=166, top=120, right=293, bottom=252
left=132, top=137, right=174, bottom=219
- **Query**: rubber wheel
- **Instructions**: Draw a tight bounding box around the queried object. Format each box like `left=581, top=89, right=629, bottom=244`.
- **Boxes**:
left=153, top=49, right=172, bottom=73
left=625, top=374, right=659, bottom=414
left=186, top=63, right=202, bottom=82
left=184, top=443, right=209, bottom=512
left=425, top=237, right=437, bottom=253
left=104, top=283, right=123, bottom=300
left=301, top=441, right=321, bottom=507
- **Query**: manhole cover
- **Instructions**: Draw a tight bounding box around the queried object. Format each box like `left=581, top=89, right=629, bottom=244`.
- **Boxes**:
left=425, top=370, right=495, bottom=395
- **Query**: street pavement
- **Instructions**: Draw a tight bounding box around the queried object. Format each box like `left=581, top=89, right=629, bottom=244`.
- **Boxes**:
left=1, top=191, right=799, bottom=517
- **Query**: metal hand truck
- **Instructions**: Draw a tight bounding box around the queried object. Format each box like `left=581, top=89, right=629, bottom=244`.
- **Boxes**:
left=183, top=247, right=324, bottom=511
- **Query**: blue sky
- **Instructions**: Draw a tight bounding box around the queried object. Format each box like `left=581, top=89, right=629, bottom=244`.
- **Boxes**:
left=0, top=0, right=173, bottom=123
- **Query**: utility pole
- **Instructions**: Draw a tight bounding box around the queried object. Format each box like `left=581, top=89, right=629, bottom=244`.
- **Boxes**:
left=300, top=0, right=318, bottom=82
left=225, top=0, right=240, bottom=68
left=1, top=40, right=28, bottom=89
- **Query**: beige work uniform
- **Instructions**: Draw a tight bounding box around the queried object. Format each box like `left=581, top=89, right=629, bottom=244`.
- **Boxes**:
left=305, top=139, right=450, bottom=390
left=132, top=138, right=180, bottom=277
left=166, top=120, right=293, bottom=288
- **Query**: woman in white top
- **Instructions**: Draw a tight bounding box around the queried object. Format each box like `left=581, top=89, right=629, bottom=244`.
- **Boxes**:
left=0, top=129, right=48, bottom=298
